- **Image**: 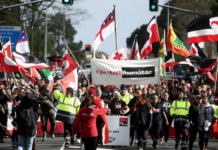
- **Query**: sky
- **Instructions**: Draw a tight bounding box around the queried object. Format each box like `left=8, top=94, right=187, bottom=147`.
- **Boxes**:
left=57, top=0, right=169, bottom=55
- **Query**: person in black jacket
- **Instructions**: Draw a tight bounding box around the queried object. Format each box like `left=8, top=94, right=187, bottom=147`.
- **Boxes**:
left=134, top=94, right=153, bottom=150
left=160, top=92, right=173, bottom=146
left=128, top=89, right=142, bottom=146
left=189, top=95, right=206, bottom=150
left=0, top=87, right=9, bottom=143
left=14, top=86, right=39, bottom=150
left=150, top=95, right=169, bottom=149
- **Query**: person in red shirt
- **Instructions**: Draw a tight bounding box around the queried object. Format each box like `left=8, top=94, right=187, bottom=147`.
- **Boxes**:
left=72, top=97, right=108, bottom=150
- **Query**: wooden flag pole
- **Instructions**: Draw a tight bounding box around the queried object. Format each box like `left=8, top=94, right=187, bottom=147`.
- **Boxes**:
left=114, top=5, right=118, bottom=51
left=65, top=44, right=89, bottom=83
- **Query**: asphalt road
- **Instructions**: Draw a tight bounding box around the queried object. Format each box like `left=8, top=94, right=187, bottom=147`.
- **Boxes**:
left=0, top=136, right=218, bottom=150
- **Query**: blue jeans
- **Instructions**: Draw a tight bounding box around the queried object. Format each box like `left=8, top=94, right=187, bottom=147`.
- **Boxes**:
left=17, top=135, right=35, bottom=150
left=205, top=126, right=211, bottom=146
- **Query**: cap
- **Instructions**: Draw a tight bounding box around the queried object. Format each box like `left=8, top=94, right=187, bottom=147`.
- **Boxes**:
left=110, top=88, right=116, bottom=92
left=114, top=91, right=120, bottom=97
left=152, top=95, right=158, bottom=99
left=134, top=90, right=142, bottom=97
left=88, top=88, right=96, bottom=96
left=196, top=95, right=202, bottom=99
left=120, top=84, right=127, bottom=90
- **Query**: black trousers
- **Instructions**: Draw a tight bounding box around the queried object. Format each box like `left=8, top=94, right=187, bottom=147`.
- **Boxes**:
left=160, top=120, right=172, bottom=142
left=175, top=126, right=188, bottom=150
left=189, top=126, right=205, bottom=150
left=150, top=121, right=162, bottom=140
left=63, top=122, right=73, bottom=141
left=83, top=136, right=98, bottom=150
left=0, top=114, right=7, bottom=139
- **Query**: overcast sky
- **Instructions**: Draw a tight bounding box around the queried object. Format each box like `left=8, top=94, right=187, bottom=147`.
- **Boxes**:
left=59, top=0, right=169, bottom=55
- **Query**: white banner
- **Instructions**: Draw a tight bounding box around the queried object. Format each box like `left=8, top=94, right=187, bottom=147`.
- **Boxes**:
left=91, top=58, right=160, bottom=85
left=105, top=116, right=130, bottom=146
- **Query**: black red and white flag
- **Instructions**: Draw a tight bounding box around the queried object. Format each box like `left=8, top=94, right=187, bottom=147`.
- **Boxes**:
left=13, top=52, right=56, bottom=70
left=47, top=56, right=62, bottom=66
left=139, top=16, right=159, bottom=59
left=186, top=54, right=217, bottom=80
left=186, top=15, right=218, bottom=44
left=1, top=38, right=12, bottom=59
left=190, top=43, right=207, bottom=58
left=130, top=35, right=140, bottom=60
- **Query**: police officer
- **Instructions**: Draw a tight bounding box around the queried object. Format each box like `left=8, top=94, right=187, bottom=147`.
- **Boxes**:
left=170, top=91, right=191, bottom=150
left=54, top=87, right=80, bottom=148
left=120, top=84, right=133, bottom=105
left=39, top=84, right=58, bottom=141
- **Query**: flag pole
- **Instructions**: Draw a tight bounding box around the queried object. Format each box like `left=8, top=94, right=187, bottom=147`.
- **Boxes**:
left=65, top=44, right=89, bottom=83
left=171, top=51, right=175, bottom=101
left=163, top=30, right=166, bottom=85
left=114, top=5, right=118, bottom=51
left=215, top=63, right=218, bottom=92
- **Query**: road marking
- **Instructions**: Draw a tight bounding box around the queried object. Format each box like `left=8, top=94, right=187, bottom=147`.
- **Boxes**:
left=60, top=143, right=65, bottom=150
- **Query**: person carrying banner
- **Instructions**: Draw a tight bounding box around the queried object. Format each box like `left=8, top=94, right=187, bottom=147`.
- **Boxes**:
left=120, top=84, right=133, bottom=105
left=72, top=97, right=108, bottom=150
left=54, top=87, right=80, bottom=148
left=109, top=91, right=129, bottom=115
left=170, top=91, right=191, bottom=150
left=134, top=94, right=153, bottom=150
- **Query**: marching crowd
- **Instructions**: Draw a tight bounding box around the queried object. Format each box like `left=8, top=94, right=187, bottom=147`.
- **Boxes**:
left=0, top=73, right=218, bottom=150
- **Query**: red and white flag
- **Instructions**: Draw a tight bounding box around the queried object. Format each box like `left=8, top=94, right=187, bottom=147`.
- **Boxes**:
left=30, top=68, right=41, bottom=79
left=1, top=38, right=12, bottom=59
left=102, top=47, right=128, bottom=60
left=130, top=36, right=140, bottom=60
left=139, top=16, right=159, bottom=59
left=0, top=52, right=36, bottom=83
left=62, top=49, right=78, bottom=77
left=61, top=69, right=78, bottom=94
left=93, top=9, right=115, bottom=57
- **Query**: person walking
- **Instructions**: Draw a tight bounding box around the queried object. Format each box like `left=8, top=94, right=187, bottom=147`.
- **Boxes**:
left=170, top=91, right=191, bottom=150
left=39, top=84, right=58, bottom=141
left=134, top=94, right=153, bottom=150
left=189, top=95, right=206, bottom=150
left=150, top=95, right=169, bottom=149
left=54, top=87, right=81, bottom=148
left=72, top=97, right=108, bottom=150
left=15, top=86, right=39, bottom=150
left=202, top=96, right=215, bottom=150
left=160, top=92, right=173, bottom=146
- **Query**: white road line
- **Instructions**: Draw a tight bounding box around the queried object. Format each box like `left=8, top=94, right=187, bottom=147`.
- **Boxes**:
left=60, top=142, right=65, bottom=150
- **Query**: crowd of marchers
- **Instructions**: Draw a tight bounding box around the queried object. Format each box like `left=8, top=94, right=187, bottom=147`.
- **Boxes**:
left=0, top=73, right=218, bottom=150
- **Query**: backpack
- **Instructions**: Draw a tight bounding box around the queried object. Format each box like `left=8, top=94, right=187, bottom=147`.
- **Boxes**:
left=19, top=107, right=37, bottom=129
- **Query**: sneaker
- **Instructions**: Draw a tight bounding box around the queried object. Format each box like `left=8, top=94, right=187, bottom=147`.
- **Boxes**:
left=77, top=138, right=81, bottom=144
left=138, top=147, right=143, bottom=150
left=165, top=142, right=168, bottom=147
left=159, top=137, right=164, bottom=144
left=130, top=138, right=135, bottom=146
left=65, top=143, right=70, bottom=148
left=204, top=145, right=207, bottom=150
left=80, top=143, right=84, bottom=149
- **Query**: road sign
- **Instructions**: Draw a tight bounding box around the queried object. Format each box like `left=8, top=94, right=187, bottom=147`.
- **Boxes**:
left=165, top=72, right=176, bottom=80
left=0, top=26, right=21, bottom=50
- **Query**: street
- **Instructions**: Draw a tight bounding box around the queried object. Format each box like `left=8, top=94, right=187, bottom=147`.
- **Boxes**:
left=0, top=136, right=217, bottom=150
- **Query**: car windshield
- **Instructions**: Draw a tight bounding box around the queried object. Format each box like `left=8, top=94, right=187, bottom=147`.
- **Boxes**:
left=173, top=64, right=196, bottom=76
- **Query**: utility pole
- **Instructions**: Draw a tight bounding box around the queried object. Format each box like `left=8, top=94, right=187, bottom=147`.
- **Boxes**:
left=44, top=1, right=48, bottom=60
